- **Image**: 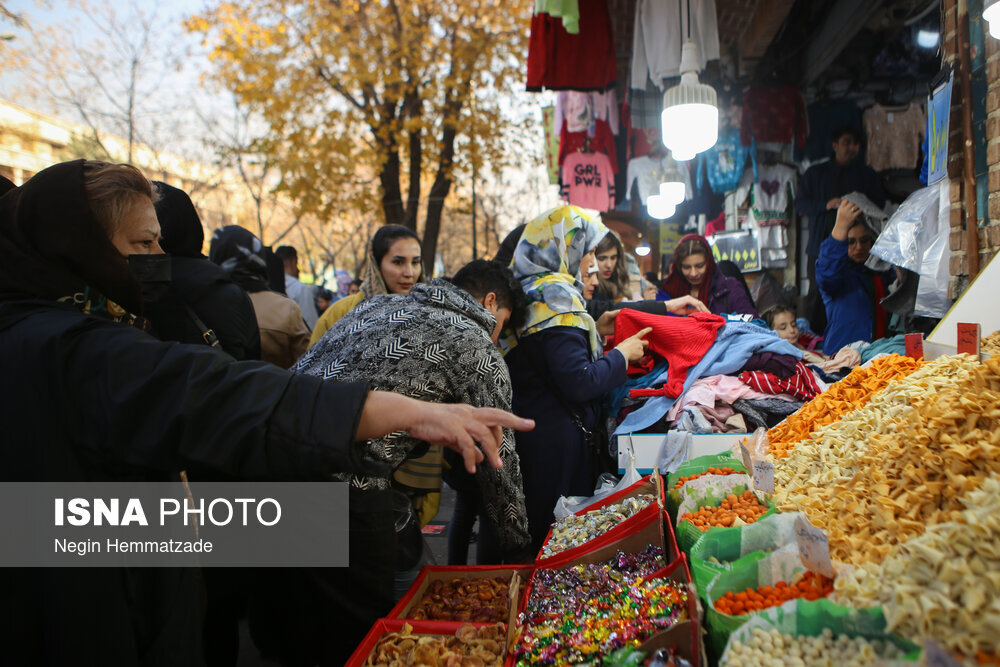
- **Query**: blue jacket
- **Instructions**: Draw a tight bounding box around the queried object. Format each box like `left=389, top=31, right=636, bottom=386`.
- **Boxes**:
left=796, top=160, right=885, bottom=256
left=815, top=236, right=893, bottom=355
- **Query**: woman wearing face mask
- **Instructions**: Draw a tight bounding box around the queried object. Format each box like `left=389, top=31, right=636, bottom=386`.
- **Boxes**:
left=661, top=234, right=758, bottom=317
left=503, top=206, right=655, bottom=550
left=0, top=160, right=534, bottom=665
left=815, top=200, right=896, bottom=356
left=310, top=225, right=423, bottom=346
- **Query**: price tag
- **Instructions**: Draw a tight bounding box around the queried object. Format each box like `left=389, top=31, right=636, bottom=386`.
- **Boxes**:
left=957, top=323, right=981, bottom=359
left=752, top=459, right=775, bottom=493
left=738, top=442, right=753, bottom=474
left=923, top=639, right=962, bottom=667
left=793, top=515, right=835, bottom=578
left=904, top=332, right=924, bottom=359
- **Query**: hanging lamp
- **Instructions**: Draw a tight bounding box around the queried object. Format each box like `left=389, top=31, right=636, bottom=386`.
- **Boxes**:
left=646, top=193, right=677, bottom=220
left=659, top=156, right=686, bottom=206
left=661, top=0, right=718, bottom=161
left=635, top=236, right=651, bottom=257
left=985, top=0, right=1000, bottom=39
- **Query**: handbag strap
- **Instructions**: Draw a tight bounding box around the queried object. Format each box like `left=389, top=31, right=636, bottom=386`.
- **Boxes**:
left=181, top=303, right=219, bottom=348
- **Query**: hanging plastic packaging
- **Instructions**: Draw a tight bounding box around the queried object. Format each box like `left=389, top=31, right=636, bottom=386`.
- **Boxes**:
left=869, top=179, right=951, bottom=318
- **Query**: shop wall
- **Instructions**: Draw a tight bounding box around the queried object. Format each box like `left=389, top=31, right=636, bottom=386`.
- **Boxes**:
left=941, top=0, right=1000, bottom=298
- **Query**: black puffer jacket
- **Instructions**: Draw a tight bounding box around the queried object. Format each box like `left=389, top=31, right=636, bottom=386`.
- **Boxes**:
left=146, top=182, right=261, bottom=360
left=0, top=298, right=372, bottom=666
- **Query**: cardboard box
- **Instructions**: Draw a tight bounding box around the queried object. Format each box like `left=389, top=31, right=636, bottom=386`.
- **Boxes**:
left=536, top=474, right=666, bottom=565
left=346, top=618, right=509, bottom=667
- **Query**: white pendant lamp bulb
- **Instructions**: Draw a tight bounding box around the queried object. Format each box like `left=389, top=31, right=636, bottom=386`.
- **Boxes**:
left=646, top=193, right=676, bottom=220
left=986, top=0, right=1000, bottom=39
left=659, top=181, right=685, bottom=206
left=635, top=237, right=651, bottom=257
left=661, top=40, right=718, bottom=161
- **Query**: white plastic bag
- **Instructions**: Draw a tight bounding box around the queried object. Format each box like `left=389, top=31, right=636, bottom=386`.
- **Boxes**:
left=552, top=450, right=643, bottom=520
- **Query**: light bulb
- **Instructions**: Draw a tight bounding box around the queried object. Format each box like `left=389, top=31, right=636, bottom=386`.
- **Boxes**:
left=635, top=241, right=651, bottom=257
left=646, top=194, right=676, bottom=220
left=661, top=41, right=718, bottom=161
left=659, top=181, right=686, bottom=206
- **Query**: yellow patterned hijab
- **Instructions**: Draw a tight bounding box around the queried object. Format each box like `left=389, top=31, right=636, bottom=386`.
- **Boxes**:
left=507, top=206, right=609, bottom=359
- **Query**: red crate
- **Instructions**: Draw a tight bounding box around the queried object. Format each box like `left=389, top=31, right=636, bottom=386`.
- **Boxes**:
left=535, top=473, right=667, bottom=565
left=387, top=563, right=532, bottom=626
left=347, top=618, right=509, bottom=667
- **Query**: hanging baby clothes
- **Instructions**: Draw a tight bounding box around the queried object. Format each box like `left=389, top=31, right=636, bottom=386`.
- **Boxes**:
left=527, top=0, right=617, bottom=91
left=625, top=152, right=685, bottom=205
left=696, top=127, right=752, bottom=194
left=554, top=90, right=620, bottom=135
left=863, top=102, right=926, bottom=172
left=561, top=151, right=616, bottom=211
left=558, top=118, right=618, bottom=173
left=740, top=86, right=808, bottom=148
left=535, top=0, right=580, bottom=34
left=631, top=0, right=719, bottom=88
left=735, top=163, right=797, bottom=268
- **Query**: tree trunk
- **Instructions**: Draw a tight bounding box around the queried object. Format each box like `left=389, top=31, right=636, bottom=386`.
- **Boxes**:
left=422, top=110, right=459, bottom=272
left=378, top=101, right=405, bottom=227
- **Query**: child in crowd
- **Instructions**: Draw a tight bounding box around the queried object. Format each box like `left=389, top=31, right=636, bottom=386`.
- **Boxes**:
left=763, top=304, right=861, bottom=371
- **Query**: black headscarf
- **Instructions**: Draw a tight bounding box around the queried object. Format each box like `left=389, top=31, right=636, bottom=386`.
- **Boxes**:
left=0, top=159, right=143, bottom=316
left=153, top=181, right=204, bottom=257
left=208, top=225, right=271, bottom=293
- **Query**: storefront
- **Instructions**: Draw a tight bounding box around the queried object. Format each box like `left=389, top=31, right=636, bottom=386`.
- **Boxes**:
left=349, top=2, right=1000, bottom=664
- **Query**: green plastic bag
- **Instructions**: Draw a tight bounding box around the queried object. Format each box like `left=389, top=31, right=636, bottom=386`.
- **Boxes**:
left=674, top=475, right=774, bottom=553
left=702, top=545, right=809, bottom=660
left=719, top=599, right=922, bottom=664
left=665, top=453, right=747, bottom=520
left=688, top=512, right=807, bottom=594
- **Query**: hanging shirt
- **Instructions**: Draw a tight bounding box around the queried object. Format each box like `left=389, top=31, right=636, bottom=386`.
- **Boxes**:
left=863, top=102, right=925, bottom=172
left=631, top=0, right=720, bottom=88
left=736, top=163, right=797, bottom=227
left=527, top=0, right=617, bottom=92
left=554, top=90, right=620, bottom=135
left=561, top=151, right=616, bottom=211
left=737, top=163, right=797, bottom=269
left=626, top=153, right=684, bottom=205
left=558, top=118, right=618, bottom=173
left=740, top=86, right=808, bottom=147
left=697, top=128, right=752, bottom=194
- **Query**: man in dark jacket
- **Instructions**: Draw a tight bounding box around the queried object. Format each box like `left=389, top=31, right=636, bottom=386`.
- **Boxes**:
left=145, top=181, right=261, bottom=361
left=796, top=125, right=886, bottom=333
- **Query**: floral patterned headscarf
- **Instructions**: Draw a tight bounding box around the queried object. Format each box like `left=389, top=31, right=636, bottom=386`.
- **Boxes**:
left=507, top=206, right=608, bottom=359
